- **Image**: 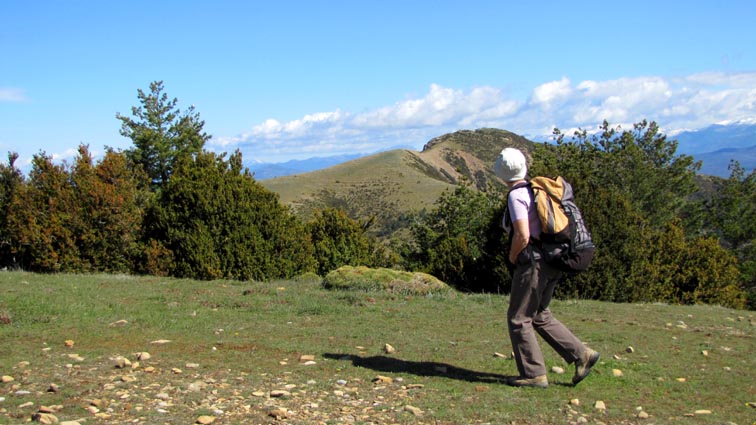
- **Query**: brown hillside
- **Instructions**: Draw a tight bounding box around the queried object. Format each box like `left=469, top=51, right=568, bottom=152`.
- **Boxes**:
left=260, top=128, right=536, bottom=237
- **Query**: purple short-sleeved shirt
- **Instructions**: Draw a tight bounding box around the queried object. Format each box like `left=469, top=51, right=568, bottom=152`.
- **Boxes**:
left=505, top=184, right=541, bottom=239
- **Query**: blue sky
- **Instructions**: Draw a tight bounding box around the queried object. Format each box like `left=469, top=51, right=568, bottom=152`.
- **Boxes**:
left=2, top=1, right=755, bottom=167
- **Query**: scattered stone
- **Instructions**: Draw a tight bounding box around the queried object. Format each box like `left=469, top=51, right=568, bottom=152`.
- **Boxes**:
left=155, top=393, right=170, bottom=400
left=336, top=379, right=347, bottom=386
left=171, top=368, right=183, bottom=374
left=195, top=415, right=216, bottom=424
left=251, top=391, right=266, bottom=397
left=114, top=356, right=131, bottom=369
left=594, top=400, right=606, bottom=410
left=406, top=384, right=424, bottom=389
left=373, top=375, right=393, bottom=385
left=143, top=366, right=156, bottom=373
left=570, top=399, right=580, bottom=406
left=701, top=350, right=709, bottom=357
left=612, top=354, right=622, bottom=360
left=119, top=375, right=137, bottom=383
left=85, top=398, right=102, bottom=407
left=694, top=409, right=712, bottom=415
left=384, top=343, right=396, bottom=354
left=187, top=381, right=206, bottom=392
left=303, top=360, right=317, bottom=366
left=19, top=401, right=34, bottom=408
left=86, top=405, right=100, bottom=414
left=625, top=346, right=635, bottom=353
left=186, top=363, right=199, bottom=369
left=47, top=384, right=59, bottom=393
left=551, top=366, right=565, bottom=374
left=16, top=390, right=31, bottom=396
left=109, top=319, right=129, bottom=327
left=1, top=375, right=14, bottom=383
left=493, top=352, right=508, bottom=358
left=134, top=352, right=151, bottom=360
left=150, top=339, right=172, bottom=344
left=270, top=390, right=291, bottom=398
left=64, top=340, right=74, bottom=348
left=17, top=361, right=30, bottom=368
left=299, top=354, right=316, bottom=362
left=31, top=412, right=58, bottom=424
left=67, top=354, right=84, bottom=362
left=576, top=417, right=588, bottom=424
left=638, top=411, right=650, bottom=419
left=404, top=405, right=423, bottom=416
left=268, top=407, right=288, bottom=419
left=60, top=421, right=81, bottom=425
left=612, top=369, right=624, bottom=377
left=676, top=377, right=687, bottom=383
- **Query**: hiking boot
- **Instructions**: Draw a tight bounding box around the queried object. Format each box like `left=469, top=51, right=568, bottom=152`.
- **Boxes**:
left=507, top=375, right=549, bottom=388
left=573, top=348, right=600, bottom=385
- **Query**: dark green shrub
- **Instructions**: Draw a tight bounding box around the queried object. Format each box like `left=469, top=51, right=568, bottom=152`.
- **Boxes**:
left=404, top=184, right=508, bottom=292
left=143, top=150, right=315, bottom=280
left=307, top=207, right=388, bottom=276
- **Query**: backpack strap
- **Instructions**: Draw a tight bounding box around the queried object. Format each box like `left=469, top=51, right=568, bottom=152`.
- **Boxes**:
left=503, top=182, right=531, bottom=230
left=503, top=181, right=538, bottom=251
left=504, top=182, right=545, bottom=251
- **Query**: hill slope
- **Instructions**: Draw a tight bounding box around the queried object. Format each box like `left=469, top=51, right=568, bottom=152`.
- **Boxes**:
left=261, top=128, right=535, bottom=236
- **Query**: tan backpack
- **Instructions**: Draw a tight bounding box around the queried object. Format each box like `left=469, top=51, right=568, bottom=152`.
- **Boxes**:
left=529, top=176, right=595, bottom=273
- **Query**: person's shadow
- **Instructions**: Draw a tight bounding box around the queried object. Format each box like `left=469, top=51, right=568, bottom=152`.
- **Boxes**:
left=323, top=353, right=513, bottom=384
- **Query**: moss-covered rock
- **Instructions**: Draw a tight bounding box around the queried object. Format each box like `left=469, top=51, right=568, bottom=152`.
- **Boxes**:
left=322, top=266, right=453, bottom=295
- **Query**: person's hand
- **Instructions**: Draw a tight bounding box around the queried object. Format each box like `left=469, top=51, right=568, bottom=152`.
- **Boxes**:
left=505, top=256, right=515, bottom=273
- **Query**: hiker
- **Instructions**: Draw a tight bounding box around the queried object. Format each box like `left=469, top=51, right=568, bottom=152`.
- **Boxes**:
left=495, top=147, right=599, bottom=388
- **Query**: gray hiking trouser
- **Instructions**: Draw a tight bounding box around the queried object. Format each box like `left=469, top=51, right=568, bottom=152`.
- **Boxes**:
left=507, top=251, right=586, bottom=378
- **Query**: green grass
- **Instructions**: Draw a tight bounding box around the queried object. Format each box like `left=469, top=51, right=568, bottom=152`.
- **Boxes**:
left=1, top=271, right=754, bottom=424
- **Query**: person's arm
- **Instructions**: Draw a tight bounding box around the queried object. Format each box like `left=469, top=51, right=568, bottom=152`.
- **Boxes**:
left=508, top=218, right=530, bottom=265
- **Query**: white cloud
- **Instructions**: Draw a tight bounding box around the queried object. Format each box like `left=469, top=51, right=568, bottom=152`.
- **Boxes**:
left=0, top=87, right=27, bottom=102
left=351, top=84, right=503, bottom=129
left=51, top=148, right=81, bottom=163
left=531, top=77, right=572, bottom=105
left=211, top=72, right=756, bottom=163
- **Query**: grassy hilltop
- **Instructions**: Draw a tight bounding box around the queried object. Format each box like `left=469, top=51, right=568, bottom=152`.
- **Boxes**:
left=261, top=128, right=533, bottom=236
left=1, top=272, right=755, bottom=424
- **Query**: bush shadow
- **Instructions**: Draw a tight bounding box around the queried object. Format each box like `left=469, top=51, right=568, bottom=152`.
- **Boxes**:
left=323, top=353, right=513, bottom=384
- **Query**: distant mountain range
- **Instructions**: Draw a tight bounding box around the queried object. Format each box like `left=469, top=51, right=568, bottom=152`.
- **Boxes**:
left=247, top=153, right=366, bottom=180
left=248, top=123, right=756, bottom=180
left=673, top=123, right=756, bottom=177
